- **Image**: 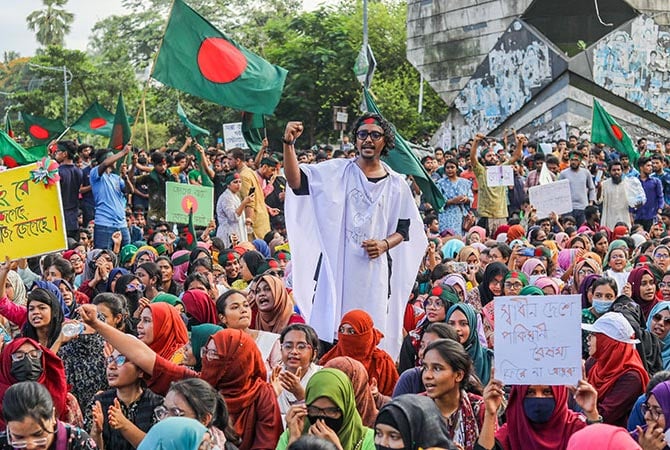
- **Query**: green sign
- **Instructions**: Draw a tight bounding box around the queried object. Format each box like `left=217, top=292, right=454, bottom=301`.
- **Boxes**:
left=166, top=182, right=213, bottom=227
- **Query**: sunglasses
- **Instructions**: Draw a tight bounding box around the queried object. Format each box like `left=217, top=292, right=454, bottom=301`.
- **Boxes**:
left=355, top=130, right=384, bottom=142
left=652, top=313, right=670, bottom=324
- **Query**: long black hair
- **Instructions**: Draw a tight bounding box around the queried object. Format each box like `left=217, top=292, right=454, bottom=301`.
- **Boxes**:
left=23, top=288, right=63, bottom=347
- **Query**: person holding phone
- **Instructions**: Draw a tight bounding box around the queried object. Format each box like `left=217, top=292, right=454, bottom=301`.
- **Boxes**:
left=226, top=148, right=270, bottom=239
left=216, top=172, right=254, bottom=245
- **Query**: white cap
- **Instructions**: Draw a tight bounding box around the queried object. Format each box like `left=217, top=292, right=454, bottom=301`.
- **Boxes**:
left=581, top=312, right=640, bottom=344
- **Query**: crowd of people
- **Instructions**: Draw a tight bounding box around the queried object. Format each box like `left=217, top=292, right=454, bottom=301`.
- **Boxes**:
left=1, top=111, right=670, bottom=450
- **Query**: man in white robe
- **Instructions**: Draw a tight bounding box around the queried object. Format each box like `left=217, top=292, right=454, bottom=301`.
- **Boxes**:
left=600, top=159, right=632, bottom=229
left=283, top=114, right=427, bottom=358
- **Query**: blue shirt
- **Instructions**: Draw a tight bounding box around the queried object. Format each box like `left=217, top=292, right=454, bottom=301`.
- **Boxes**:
left=635, top=176, right=664, bottom=220
left=90, top=167, right=127, bottom=227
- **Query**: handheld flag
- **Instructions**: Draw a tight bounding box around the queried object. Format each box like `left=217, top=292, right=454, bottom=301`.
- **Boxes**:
left=20, top=113, right=65, bottom=144
left=0, top=130, right=41, bottom=168
left=362, top=89, right=445, bottom=211
left=4, top=114, right=13, bottom=138
left=109, top=93, right=132, bottom=150
left=182, top=207, right=198, bottom=251
left=241, top=111, right=264, bottom=154
left=71, top=101, right=115, bottom=137
left=177, top=101, right=209, bottom=142
left=152, top=0, right=287, bottom=115
left=591, top=99, right=638, bottom=166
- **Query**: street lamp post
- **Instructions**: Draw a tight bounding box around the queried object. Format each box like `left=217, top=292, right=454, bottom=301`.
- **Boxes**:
left=28, top=63, right=72, bottom=125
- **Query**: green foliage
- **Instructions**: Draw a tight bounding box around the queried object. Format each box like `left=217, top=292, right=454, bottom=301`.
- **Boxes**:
left=26, top=0, right=74, bottom=48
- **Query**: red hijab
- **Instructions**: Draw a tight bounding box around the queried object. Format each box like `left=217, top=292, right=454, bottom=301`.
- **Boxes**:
left=181, top=289, right=218, bottom=325
left=496, top=385, right=586, bottom=450
left=587, top=333, right=649, bottom=399
left=628, top=266, right=658, bottom=320
left=0, top=338, right=68, bottom=429
left=200, top=329, right=280, bottom=449
left=254, top=274, right=293, bottom=333
left=319, top=309, right=399, bottom=396
left=146, top=303, right=188, bottom=360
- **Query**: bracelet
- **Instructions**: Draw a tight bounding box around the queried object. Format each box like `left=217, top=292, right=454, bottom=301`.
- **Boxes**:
left=585, top=414, right=603, bottom=424
left=383, top=239, right=390, bottom=252
left=282, top=137, right=296, bottom=146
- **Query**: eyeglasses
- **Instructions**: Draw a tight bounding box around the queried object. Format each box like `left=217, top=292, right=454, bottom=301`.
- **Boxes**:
left=11, top=349, right=42, bottom=362
left=126, top=283, right=145, bottom=293
left=153, top=405, right=186, bottom=421
left=306, top=405, right=342, bottom=418
left=660, top=282, right=670, bottom=288
left=338, top=326, right=356, bottom=335
left=655, top=254, right=670, bottom=260
left=504, top=281, right=523, bottom=290
left=69, top=256, right=83, bottom=263
left=7, top=427, right=53, bottom=448
left=106, top=355, right=127, bottom=366
left=355, top=130, right=384, bottom=142
left=200, top=348, right=221, bottom=361
left=641, top=402, right=664, bottom=421
left=652, top=313, right=670, bottom=325
left=281, top=342, right=312, bottom=352
left=423, top=299, right=445, bottom=309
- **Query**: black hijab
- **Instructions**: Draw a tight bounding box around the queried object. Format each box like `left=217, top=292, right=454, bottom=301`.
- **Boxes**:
left=478, top=262, right=509, bottom=307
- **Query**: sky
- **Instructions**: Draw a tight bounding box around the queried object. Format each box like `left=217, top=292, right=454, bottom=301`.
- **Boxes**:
left=0, top=0, right=333, bottom=57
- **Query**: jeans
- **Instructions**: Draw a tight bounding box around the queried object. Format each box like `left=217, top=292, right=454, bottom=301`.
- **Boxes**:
left=94, top=224, right=130, bottom=250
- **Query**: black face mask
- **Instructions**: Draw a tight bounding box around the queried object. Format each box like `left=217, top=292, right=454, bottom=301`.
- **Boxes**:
left=10, top=357, right=43, bottom=381
left=308, top=415, right=343, bottom=433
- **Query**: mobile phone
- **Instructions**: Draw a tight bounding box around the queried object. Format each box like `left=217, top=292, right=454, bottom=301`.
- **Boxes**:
left=447, top=261, right=468, bottom=274
left=217, top=137, right=223, bottom=144
left=520, top=247, right=536, bottom=257
left=249, top=187, right=256, bottom=195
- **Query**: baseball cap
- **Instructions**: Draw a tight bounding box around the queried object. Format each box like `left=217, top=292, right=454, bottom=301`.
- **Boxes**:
left=581, top=312, right=640, bottom=344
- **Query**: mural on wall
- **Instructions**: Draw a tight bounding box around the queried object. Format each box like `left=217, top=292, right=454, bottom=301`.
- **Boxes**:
left=454, top=20, right=567, bottom=134
left=593, top=16, right=670, bottom=120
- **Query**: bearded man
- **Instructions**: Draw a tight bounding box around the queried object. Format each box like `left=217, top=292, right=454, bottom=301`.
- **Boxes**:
left=600, top=159, right=632, bottom=228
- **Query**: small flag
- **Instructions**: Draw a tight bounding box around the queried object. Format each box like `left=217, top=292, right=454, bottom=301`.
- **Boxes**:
left=0, top=130, right=41, bottom=168
left=353, top=44, right=376, bottom=89
left=109, top=93, right=132, bottom=150
left=20, top=112, right=65, bottom=144
left=4, top=113, right=14, bottom=138
left=152, top=0, right=287, bottom=115
left=71, top=101, right=115, bottom=137
left=177, top=101, right=209, bottom=142
left=182, top=207, right=198, bottom=251
left=591, top=99, right=638, bottom=166
left=241, top=111, right=264, bottom=155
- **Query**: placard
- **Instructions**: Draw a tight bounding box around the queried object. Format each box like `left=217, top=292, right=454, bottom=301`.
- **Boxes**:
left=528, top=179, right=572, bottom=218
left=494, top=294, right=581, bottom=385
left=165, top=182, right=213, bottom=227
left=486, top=165, right=514, bottom=186
left=222, top=122, right=248, bottom=150
left=0, top=162, right=67, bottom=260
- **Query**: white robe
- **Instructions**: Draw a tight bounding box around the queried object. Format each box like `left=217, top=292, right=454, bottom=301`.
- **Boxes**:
left=285, top=158, right=427, bottom=358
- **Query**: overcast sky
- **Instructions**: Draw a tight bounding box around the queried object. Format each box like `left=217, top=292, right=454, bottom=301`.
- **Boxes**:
left=0, top=0, right=332, bottom=57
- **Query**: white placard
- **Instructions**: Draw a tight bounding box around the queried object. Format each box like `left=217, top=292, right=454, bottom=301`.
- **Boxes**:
left=222, top=122, right=248, bottom=150
left=528, top=179, right=572, bottom=219
left=494, top=294, right=582, bottom=385
left=486, top=165, right=514, bottom=186
left=336, top=112, right=348, bottom=123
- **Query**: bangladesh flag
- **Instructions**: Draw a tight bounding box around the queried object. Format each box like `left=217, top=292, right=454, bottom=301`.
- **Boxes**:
left=152, top=0, right=287, bottom=115
left=0, top=130, right=41, bottom=168
left=177, top=101, right=209, bottom=142
left=242, top=111, right=264, bottom=155
left=20, top=112, right=65, bottom=144
left=592, top=99, right=638, bottom=166
left=71, top=101, right=115, bottom=137
left=4, top=114, right=13, bottom=138
left=363, top=89, right=445, bottom=212
left=109, top=93, right=132, bottom=150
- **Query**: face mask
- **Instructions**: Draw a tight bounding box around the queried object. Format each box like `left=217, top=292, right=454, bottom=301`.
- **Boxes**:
left=592, top=299, right=612, bottom=315
left=523, top=397, right=555, bottom=424
left=10, top=357, right=43, bottom=382
left=664, top=428, right=670, bottom=445
left=529, top=275, right=542, bottom=285
left=308, top=415, right=343, bottom=433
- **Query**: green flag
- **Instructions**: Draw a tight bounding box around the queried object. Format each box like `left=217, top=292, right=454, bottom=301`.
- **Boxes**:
left=177, top=101, right=210, bottom=141
left=4, top=114, right=13, bottom=138
left=241, top=111, right=264, bottom=155
left=109, top=93, right=132, bottom=150
left=152, top=0, right=287, bottom=115
left=362, top=88, right=445, bottom=211
left=71, top=101, right=115, bottom=137
left=26, top=144, right=48, bottom=159
left=592, top=99, right=638, bottom=166
left=0, top=130, right=41, bottom=168
left=20, top=112, right=65, bottom=144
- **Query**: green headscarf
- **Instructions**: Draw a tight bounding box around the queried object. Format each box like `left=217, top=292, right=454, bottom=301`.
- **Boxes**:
left=152, top=293, right=185, bottom=310
left=304, top=368, right=368, bottom=449
left=603, top=239, right=629, bottom=269
left=137, top=417, right=207, bottom=450
left=446, top=303, right=493, bottom=385
left=119, top=244, right=138, bottom=266
left=190, top=323, right=223, bottom=371
left=519, top=285, right=545, bottom=296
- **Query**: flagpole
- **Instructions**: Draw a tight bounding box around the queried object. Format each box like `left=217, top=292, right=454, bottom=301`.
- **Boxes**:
left=55, top=127, right=71, bottom=142
left=142, top=96, right=150, bottom=150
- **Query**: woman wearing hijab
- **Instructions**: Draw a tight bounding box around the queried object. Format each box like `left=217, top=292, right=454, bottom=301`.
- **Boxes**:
left=279, top=368, right=375, bottom=450
left=152, top=292, right=185, bottom=313
left=603, top=239, right=631, bottom=295
left=628, top=266, right=659, bottom=321
left=137, top=417, right=211, bottom=450
left=374, top=394, right=456, bottom=450
left=254, top=274, right=304, bottom=334
left=532, top=276, right=560, bottom=296
left=648, top=302, right=670, bottom=370
left=581, top=277, right=618, bottom=360
left=442, top=239, right=465, bottom=260
left=139, top=302, right=189, bottom=365
left=320, top=310, right=398, bottom=397
left=189, top=323, right=223, bottom=372
left=564, top=257, right=602, bottom=295
left=520, top=258, right=547, bottom=283
left=465, top=262, right=508, bottom=313
left=253, top=239, right=271, bottom=258
left=181, top=289, right=218, bottom=327
left=583, top=312, right=650, bottom=426
left=324, top=357, right=378, bottom=428
left=630, top=380, right=670, bottom=449
left=447, top=303, right=492, bottom=385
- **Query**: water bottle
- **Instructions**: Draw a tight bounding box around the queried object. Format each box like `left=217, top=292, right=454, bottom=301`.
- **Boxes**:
left=62, top=322, right=85, bottom=338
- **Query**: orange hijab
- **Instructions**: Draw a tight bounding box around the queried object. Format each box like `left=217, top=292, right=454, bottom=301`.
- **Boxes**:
left=324, top=356, right=378, bottom=427
left=254, top=274, right=293, bottom=333
left=588, top=333, right=649, bottom=399
left=320, top=309, right=399, bottom=396
left=146, top=303, right=188, bottom=361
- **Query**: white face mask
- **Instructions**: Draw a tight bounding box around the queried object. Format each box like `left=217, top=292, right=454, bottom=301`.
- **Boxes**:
left=664, top=428, right=670, bottom=444
left=529, top=274, right=542, bottom=285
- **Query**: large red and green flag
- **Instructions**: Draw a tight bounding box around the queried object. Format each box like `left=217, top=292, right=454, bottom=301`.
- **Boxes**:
left=20, top=112, right=65, bottom=144
left=152, top=0, right=287, bottom=115
left=241, top=111, right=264, bottom=154
left=109, top=93, right=131, bottom=150
left=0, top=130, right=41, bottom=168
left=363, top=88, right=445, bottom=211
left=71, top=101, right=115, bottom=137
left=4, top=114, right=13, bottom=138
left=592, top=99, right=638, bottom=166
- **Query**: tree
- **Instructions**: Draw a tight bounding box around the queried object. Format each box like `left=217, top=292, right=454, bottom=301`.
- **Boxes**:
left=26, top=0, right=74, bottom=48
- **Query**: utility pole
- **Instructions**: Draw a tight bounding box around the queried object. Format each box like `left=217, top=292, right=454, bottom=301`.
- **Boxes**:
left=28, top=63, right=72, bottom=125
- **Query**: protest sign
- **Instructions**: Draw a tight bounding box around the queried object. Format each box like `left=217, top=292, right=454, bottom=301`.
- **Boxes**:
left=486, top=165, right=514, bottom=186
left=494, top=294, right=581, bottom=385
left=0, top=162, right=67, bottom=260
left=166, top=182, right=213, bottom=227
left=222, top=122, right=248, bottom=150
left=528, top=179, right=572, bottom=218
